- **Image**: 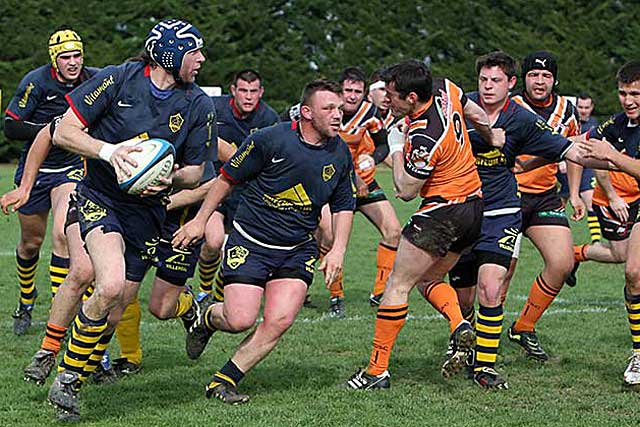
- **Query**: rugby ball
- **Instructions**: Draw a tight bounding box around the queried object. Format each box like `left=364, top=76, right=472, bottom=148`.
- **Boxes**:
left=117, top=138, right=175, bottom=195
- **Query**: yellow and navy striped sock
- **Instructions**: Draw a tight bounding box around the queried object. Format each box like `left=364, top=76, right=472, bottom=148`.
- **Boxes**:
left=82, top=284, right=95, bottom=302
left=80, top=331, right=114, bottom=382
left=625, top=289, right=640, bottom=352
left=587, top=211, right=601, bottom=243
left=115, top=297, right=142, bottom=366
left=49, top=254, right=69, bottom=300
left=209, top=359, right=245, bottom=389
left=474, top=304, right=503, bottom=371
left=212, top=268, right=225, bottom=303
left=59, top=307, right=107, bottom=375
left=198, top=255, right=221, bottom=295
left=175, top=291, right=194, bottom=319
left=17, top=252, right=39, bottom=307
left=462, top=306, right=476, bottom=329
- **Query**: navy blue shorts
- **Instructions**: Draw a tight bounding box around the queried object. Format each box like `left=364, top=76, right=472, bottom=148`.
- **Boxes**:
left=556, top=168, right=596, bottom=198
left=221, top=230, right=318, bottom=288
left=155, top=205, right=202, bottom=286
left=75, top=183, right=165, bottom=283
left=15, top=166, right=84, bottom=215
left=449, top=211, right=521, bottom=288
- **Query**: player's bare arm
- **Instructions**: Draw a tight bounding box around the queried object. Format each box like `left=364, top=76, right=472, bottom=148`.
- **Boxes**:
left=319, top=210, right=354, bottom=286
left=463, top=99, right=504, bottom=148
left=171, top=175, right=234, bottom=248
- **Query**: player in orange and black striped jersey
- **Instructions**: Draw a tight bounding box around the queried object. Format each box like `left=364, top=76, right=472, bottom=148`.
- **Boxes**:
left=345, top=59, right=505, bottom=389
left=505, top=51, right=585, bottom=362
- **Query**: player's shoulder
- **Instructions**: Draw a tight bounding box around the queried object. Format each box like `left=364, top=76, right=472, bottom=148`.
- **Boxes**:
left=594, top=112, right=626, bottom=134
left=257, top=100, right=279, bottom=120
left=212, top=94, right=232, bottom=110
left=18, top=64, right=53, bottom=85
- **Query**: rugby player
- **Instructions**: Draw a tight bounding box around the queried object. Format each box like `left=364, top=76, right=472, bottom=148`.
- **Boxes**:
left=344, top=59, right=502, bottom=389
left=557, top=92, right=601, bottom=243
left=4, top=29, right=98, bottom=335
left=196, top=69, right=280, bottom=303
left=45, top=19, right=215, bottom=421
left=580, top=61, right=640, bottom=388
left=504, top=51, right=585, bottom=360
left=172, top=79, right=356, bottom=404
left=449, top=51, right=611, bottom=388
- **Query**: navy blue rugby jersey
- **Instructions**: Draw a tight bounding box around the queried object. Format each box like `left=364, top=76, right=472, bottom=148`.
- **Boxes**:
left=590, top=113, right=640, bottom=158
left=65, top=62, right=216, bottom=204
left=220, top=121, right=356, bottom=246
left=213, top=95, right=280, bottom=147
left=467, top=92, right=572, bottom=212
left=6, top=64, right=99, bottom=171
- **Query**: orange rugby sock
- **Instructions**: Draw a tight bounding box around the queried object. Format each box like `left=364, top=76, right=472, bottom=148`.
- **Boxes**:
left=513, top=274, right=559, bottom=332
left=422, top=281, right=464, bottom=333
left=574, top=244, right=590, bottom=263
left=372, top=243, right=397, bottom=296
left=367, top=304, right=408, bottom=375
left=41, top=322, right=67, bottom=355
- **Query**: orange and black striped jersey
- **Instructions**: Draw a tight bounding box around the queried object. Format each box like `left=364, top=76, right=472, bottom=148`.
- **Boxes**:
left=403, top=79, right=481, bottom=205
left=589, top=113, right=640, bottom=206
left=339, top=100, right=386, bottom=184
left=512, top=92, right=579, bottom=193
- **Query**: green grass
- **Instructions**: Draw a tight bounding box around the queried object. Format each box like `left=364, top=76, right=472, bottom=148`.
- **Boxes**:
left=0, top=165, right=636, bottom=426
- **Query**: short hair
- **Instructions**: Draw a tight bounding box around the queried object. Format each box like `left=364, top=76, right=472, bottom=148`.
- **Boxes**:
left=476, top=51, right=518, bottom=79
left=577, top=92, right=593, bottom=104
left=616, top=61, right=640, bottom=85
left=369, top=68, right=385, bottom=84
left=382, top=59, right=433, bottom=102
left=300, top=79, right=342, bottom=107
left=338, top=66, right=367, bottom=86
left=233, top=69, right=262, bottom=86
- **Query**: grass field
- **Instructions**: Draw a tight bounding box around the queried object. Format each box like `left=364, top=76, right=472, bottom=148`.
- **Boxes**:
left=0, top=165, right=636, bottom=426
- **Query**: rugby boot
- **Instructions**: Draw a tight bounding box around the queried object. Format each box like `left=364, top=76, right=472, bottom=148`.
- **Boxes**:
left=112, top=358, right=142, bottom=377
left=12, top=303, right=34, bottom=336
left=442, top=320, right=476, bottom=379
left=185, top=299, right=216, bottom=360
left=48, top=370, right=82, bottom=422
left=24, top=349, right=56, bottom=385
left=565, top=262, right=580, bottom=287
left=507, top=322, right=549, bottom=362
left=623, top=352, right=640, bottom=390
left=341, top=369, right=390, bottom=390
left=303, top=294, right=317, bottom=309
left=205, top=378, right=250, bottom=405
left=369, top=293, right=383, bottom=307
left=328, top=296, right=345, bottom=319
left=473, top=367, right=509, bottom=390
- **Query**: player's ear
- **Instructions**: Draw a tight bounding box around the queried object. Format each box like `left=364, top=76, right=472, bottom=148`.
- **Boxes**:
left=300, top=104, right=313, bottom=120
left=508, top=76, right=517, bottom=90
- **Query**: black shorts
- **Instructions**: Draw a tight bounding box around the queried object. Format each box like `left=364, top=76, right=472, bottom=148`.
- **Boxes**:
left=521, top=188, right=569, bottom=231
left=155, top=205, right=202, bottom=286
left=356, top=179, right=387, bottom=209
left=75, top=183, right=165, bottom=283
left=221, top=230, right=318, bottom=288
left=593, top=200, right=640, bottom=241
left=402, top=197, right=483, bottom=257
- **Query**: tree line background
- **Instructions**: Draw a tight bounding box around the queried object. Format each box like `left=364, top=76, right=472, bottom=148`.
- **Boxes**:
left=0, top=0, right=638, bottom=161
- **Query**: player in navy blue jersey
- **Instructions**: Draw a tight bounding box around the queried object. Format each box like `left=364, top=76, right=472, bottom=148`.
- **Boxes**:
left=446, top=52, right=608, bottom=388
left=3, top=29, right=98, bottom=336
left=196, top=69, right=280, bottom=302
left=172, top=79, right=355, bottom=404
left=43, top=19, right=215, bottom=422
left=582, top=61, right=640, bottom=388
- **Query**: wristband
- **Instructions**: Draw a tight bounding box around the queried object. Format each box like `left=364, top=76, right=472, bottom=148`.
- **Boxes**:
left=98, top=143, right=117, bottom=162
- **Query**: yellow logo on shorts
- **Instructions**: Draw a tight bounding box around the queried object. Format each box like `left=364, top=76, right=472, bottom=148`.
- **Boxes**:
left=304, top=256, right=317, bottom=273
left=165, top=246, right=191, bottom=272
left=142, top=238, right=160, bottom=263
left=226, top=245, right=249, bottom=270
left=67, top=168, right=84, bottom=181
left=498, top=227, right=520, bottom=252
left=169, top=113, right=184, bottom=133
left=79, top=199, right=107, bottom=222
left=322, top=164, right=336, bottom=182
